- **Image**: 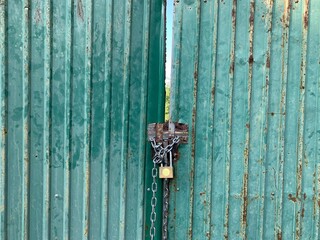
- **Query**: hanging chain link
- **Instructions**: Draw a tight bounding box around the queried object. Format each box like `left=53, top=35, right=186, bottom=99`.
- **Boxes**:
left=162, top=178, right=170, bottom=240
left=149, top=136, right=180, bottom=240
left=150, top=162, right=158, bottom=240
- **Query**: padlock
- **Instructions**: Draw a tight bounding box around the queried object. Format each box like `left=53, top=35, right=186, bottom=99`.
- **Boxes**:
left=159, top=151, right=174, bottom=179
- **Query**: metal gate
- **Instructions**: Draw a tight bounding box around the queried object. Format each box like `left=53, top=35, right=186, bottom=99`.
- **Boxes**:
left=169, top=0, right=320, bottom=239
left=1, top=0, right=320, bottom=239
left=0, top=0, right=165, bottom=239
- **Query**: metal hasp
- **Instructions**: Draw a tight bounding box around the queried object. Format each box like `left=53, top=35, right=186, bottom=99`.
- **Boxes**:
left=148, top=121, right=189, bottom=144
left=148, top=121, right=188, bottom=240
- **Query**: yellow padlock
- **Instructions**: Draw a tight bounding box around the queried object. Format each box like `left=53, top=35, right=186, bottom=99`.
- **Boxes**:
left=159, top=151, right=174, bottom=179
left=159, top=166, right=173, bottom=179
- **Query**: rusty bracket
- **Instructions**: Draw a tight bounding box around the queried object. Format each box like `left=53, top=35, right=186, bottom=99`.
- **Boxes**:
left=147, top=121, right=188, bottom=144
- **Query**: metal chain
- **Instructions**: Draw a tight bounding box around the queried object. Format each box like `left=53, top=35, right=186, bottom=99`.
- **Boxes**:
left=162, top=178, right=170, bottom=240
left=150, top=136, right=180, bottom=164
left=149, top=136, right=180, bottom=240
left=150, top=162, right=158, bottom=240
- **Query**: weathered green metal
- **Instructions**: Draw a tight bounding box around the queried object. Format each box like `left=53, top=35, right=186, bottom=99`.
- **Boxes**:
left=0, top=0, right=165, bottom=239
left=170, top=0, right=320, bottom=239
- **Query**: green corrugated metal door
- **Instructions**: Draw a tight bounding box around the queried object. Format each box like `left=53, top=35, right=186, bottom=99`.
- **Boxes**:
left=169, top=0, right=320, bottom=239
left=0, top=0, right=165, bottom=239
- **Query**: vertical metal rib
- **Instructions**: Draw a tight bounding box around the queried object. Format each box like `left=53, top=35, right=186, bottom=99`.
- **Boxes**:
left=240, top=1, right=254, bottom=239
left=65, top=0, right=73, bottom=238
left=317, top=165, right=320, bottom=238
left=0, top=1, right=6, bottom=239
left=188, top=1, right=201, bottom=239
left=207, top=0, right=219, bottom=238
left=102, top=0, right=113, bottom=238
left=259, top=1, right=274, bottom=239
left=22, top=1, right=30, bottom=239
left=246, top=0, right=274, bottom=238
left=136, top=0, right=150, bottom=239
left=301, top=0, right=319, bottom=238
left=190, top=0, right=219, bottom=238
left=223, top=0, right=237, bottom=238
left=49, top=0, right=73, bottom=238
left=276, top=0, right=291, bottom=238
left=119, top=0, right=132, bottom=239
left=209, top=0, right=236, bottom=238
left=282, top=0, right=305, bottom=238
left=43, top=0, right=51, bottom=238
left=83, top=0, right=92, bottom=238
left=310, top=2, right=320, bottom=239
left=295, top=1, right=309, bottom=238
left=169, top=2, right=183, bottom=237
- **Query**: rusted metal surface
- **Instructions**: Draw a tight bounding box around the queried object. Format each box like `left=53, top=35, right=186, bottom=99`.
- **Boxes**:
left=0, top=0, right=165, bottom=239
left=148, top=122, right=189, bottom=143
left=169, top=0, right=320, bottom=239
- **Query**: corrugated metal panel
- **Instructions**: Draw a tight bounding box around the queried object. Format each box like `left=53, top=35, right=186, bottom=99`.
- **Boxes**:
left=170, top=0, right=320, bottom=239
left=0, top=0, right=164, bottom=239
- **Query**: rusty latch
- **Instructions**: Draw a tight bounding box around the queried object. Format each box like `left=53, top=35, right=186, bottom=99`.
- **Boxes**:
left=147, top=121, right=188, bottom=143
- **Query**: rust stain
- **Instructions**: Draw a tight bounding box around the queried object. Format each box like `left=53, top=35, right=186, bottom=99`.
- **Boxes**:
left=2, top=128, right=7, bottom=137
left=200, top=191, right=206, bottom=196
left=229, top=62, right=234, bottom=74
left=244, top=148, right=249, bottom=159
left=231, top=0, right=237, bottom=26
left=84, top=226, right=88, bottom=237
left=303, top=11, right=308, bottom=29
left=191, top=62, right=198, bottom=158
left=297, top=163, right=302, bottom=195
left=282, top=0, right=291, bottom=27
left=303, top=193, right=306, bottom=200
left=301, top=207, right=305, bottom=218
left=312, top=172, right=316, bottom=215
left=288, top=193, right=297, bottom=202
left=77, top=0, right=84, bottom=21
left=241, top=173, right=248, bottom=236
left=173, top=151, right=180, bottom=161
left=193, top=70, right=198, bottom=80
left=266, top=55, right=270, bottom=68
left=277, top=230, right=282, bottom=240
left=249, top=2, right=255, bottom=25
left=232, top=8, right=236, bottom=19
left=295, top=213, right=301, bottom=238
left=224, top=203, right=229, bottom=240
left=248, top=55, right=254, bottom=64
left=303, top=0, right=309, bottom=29
left=245, top=124, right=250, bottom=129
